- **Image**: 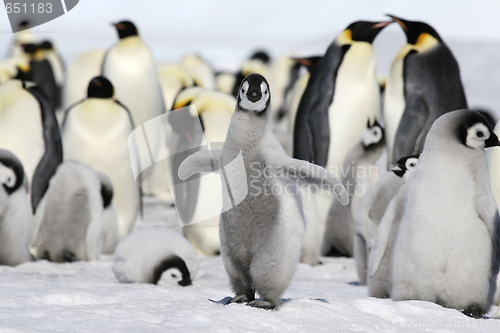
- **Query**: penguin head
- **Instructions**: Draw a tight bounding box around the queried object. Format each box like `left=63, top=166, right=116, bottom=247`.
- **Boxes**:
left=387, top=15, right=442, bottom=49
left=0, top=149, right=25, bottom=195
left=457, top=112, right=500, bottom=150
left=87, top=76, right=114, bottom=99
left=113, top=21, right=139, bottom=39
left=39, top=40, right=54, bottom=51
left=337, top=21, right=392, bottom=45
left=361, top=120, right=384, bottom=149
left=152, top=255, right=192, bottom=287
left=392, top=155, right=419, bottom=181
left=250, top=50, right=270, bottom=64
left=237, top=73, right=271, bottom=114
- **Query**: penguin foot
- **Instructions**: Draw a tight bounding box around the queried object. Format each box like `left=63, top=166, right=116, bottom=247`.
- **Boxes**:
left=462, top=304, right=485, bottom=319
left=247, top=300, right=275, bottom=310
left=225, top=294, right=254, bottom=305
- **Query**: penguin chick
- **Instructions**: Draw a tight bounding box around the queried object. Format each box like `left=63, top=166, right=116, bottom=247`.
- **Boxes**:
left=368, top=155, right=419, bottom=298
left=391, top=110, right=500, bottom=319
left=0, top=149, right=33, bottom=266
left=178, top=74, right=348, bottom=309
left=323, top=121, right=385, bottom=257
left=31, top=161, right=110, bottom=262
left=112, top=228, right=198, bottom=286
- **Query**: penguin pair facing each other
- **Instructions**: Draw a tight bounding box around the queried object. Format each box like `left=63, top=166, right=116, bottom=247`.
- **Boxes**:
left=367, top=155, right=419, bottom=298
left=384, top=15, right=467, bottom=164
left=112, top=228, right=198, bottom=286
left=391, top=110, right=500, bottom=319
left=31, top=161, right=116, bottom=262
left=179, top=74, right=349, bottom=309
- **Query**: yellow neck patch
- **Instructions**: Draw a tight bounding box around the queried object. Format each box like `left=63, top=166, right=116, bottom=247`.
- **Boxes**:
left=336, top=29, right=352, bottom=46
left=413, top=33, right=439, bottom=53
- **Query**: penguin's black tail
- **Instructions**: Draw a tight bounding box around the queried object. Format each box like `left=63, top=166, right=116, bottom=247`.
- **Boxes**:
left=62, top=250, right=78, bottom=262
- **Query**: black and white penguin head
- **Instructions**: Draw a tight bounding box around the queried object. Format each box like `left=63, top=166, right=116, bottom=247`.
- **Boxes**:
left=0, top=149, right=25, bottom=195
left=387, top=15, right=442, bottom=48
left=39, top=40, right=54, bottom=51
left=113, top=20, right=139, bottom=39
left=392, top=155, right=419, bottom=181
left=460, top=116, right=500, bottom=150
left=337, top=21, right=392, bottom=45
left=361, top=120, right=384, bottom=148
left=152, top=255, right=192, bottom=287
left=87, top=76, right=114, bottom=99
left=237, top=74, right=271, bottom=114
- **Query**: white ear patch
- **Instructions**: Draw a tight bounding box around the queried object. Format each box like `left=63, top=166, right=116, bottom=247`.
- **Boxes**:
left=238, top=80, right=270, bottom=112
left=157, top=267, right=183, bottom=286
left=0, top=164, right=16, bottom=188
left=402, top=157, right=418, bottom=182
left=361, top=124, right=383, bottom=146
left=466, top=123, right=490, bottom=150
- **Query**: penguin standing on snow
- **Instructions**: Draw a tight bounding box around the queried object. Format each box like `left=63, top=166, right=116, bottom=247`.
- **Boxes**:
left=293, top=21, right=391, bottom=176
left=386, top=15, right=467, bottom=163
left=62, top=76, right=140, bottom=244
left=178, top=74, right=349, bottom=309
left=322, top=121, right=385, bottom=257
left=112, top=228, right=198, bottom=286
left=0, top=75, right=62, bottom=212
left=31, top=161, right=112, bottom=262
left=391, top=110, right=500, bottom=318
left=368, top=155, right=419, bottom=298
left=0, top=149, right=33, bottom=266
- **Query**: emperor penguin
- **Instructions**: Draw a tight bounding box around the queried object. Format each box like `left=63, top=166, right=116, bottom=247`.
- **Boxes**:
left=31, top=161, right=110, bottom=262
left=62, top=76, right=140, bottom=242
left=0, top=77, right=62, bottom=212
left=157, top=63, right=194, bottom=111
left=353, top=167, right=405, bottom=285
left=0, top=149, right=33, bottom=266
left=112, top=228, right=198, bottom=286
left=386, top=15, right=467, bottom=163
left=368, top=155, right=419, bottom=298
left=171, top=88, right=235, bottom=256
left=178, top=74, right=349, bottom=309
left=180, top=54, right=215, bottom=89
left=62, top=49, right=106, bottom=112
left=391, top=110, right=500, bottom=319
left=293, top=21, right=391, bottom=177
left=323, top=121, right=385, bottom=257
left=7, top=21, right=35, bottom=58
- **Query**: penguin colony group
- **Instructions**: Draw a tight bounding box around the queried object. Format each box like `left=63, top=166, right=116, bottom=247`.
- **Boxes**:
left=0, top=14, right=499, bottom=318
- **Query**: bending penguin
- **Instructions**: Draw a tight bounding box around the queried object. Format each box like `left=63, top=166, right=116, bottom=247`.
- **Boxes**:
left=322, top=120, right=385, bottom=257
left=31, top=161, right=112, bottom=262
left=112, top=227, right=198, bottom=286
left=0, top=149, right=33, bottom=266
left=62, top=76, right=140, bottom=244
left=368, top=155, right=419, bottom=298
left=391, top=110, right=500, bottom=318
left=178, top=74, right=349, bottom=309
left=386, top=15, right=467, bottom=163
left=0, top=72, right=62, bottom=212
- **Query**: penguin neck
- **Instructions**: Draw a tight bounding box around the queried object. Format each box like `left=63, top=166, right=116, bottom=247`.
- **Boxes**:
left=224, top=109, right=270, bottom=153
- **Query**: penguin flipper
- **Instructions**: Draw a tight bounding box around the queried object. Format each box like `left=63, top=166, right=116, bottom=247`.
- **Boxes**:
left=281, top=157, right=349, bottom=205
left=392, top=94, right=429, bottom=162
left=28, top=86, right=63, bottom=213
left=178, top=150, right=222, bottom=180
left=491, top=212, right=500, bottom=279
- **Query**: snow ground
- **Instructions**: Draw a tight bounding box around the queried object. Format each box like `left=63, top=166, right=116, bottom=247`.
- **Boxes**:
left=0, top=198, right=498, bottom=333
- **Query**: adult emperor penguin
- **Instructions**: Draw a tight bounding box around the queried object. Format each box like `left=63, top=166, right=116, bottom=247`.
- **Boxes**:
left=353, top=165, right=404, bottom=285
left=0, top=77, right=62, bottom=212
left=293, top=21, right=391, bottom=177
left=391, top=110, right=500, bottom=318
left=368, top=155, right=419, bottom=298
left=323, top=121, right=385, bottom=257
left=102, top=21, right=166, bottom=196
left=157, top=63, right=194, bottom=111
left=170, top=88, right=235, bottom=256
left=62, top=76, right=140, bottom=242
left=178, top=74, right=349, bottom=309
left=386, top=15, right=467, bottom=163
left=0, top=149, right=33, bottom=266
left=31, top=161, right=109, bottom=262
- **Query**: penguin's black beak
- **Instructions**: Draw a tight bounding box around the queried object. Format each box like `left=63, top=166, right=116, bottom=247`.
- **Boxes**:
left=485, top=132, right=500, bottom=148
left=371, top=21, right=392, bottom=30
left=386, top=14, right=408, bottom=32
left=391, top=165, right=405, bottom=178
left=247, top=88, right=261, bottom=102
left=112, top=22, right=124, bottom=30
left=178, top=278, right=192, bottom=287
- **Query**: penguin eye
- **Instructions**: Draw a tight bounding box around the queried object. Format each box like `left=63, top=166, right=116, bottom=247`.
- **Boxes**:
left=477, top=131, right=484, bottom=138
left=241, top=89, right=245, bottom=94
left=410, top=163, right=416, bottom=167
left=264, top=90, right=268, bottom=95
left=171, top=273, right=177, bottom=278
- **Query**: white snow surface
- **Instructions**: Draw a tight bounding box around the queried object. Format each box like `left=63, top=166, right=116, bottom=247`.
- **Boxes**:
left=0, top=198, right=498, bottom=332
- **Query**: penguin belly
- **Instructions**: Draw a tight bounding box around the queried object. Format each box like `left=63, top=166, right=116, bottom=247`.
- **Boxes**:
left=62, top=100, right=139, bottom=240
